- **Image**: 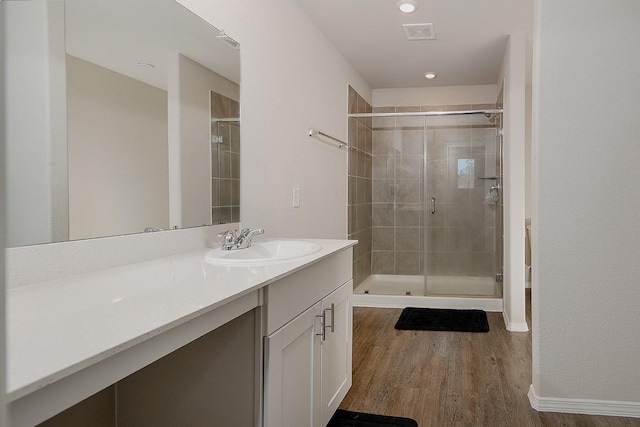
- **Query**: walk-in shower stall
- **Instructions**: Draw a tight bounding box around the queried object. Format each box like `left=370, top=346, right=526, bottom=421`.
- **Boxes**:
left=347, top=88, right=503, bottom=310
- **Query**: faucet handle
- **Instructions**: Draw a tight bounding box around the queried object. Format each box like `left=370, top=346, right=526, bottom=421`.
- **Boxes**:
left=240, top=228, right=264, bottom=237
left=217, top=229, right=237, bottom=242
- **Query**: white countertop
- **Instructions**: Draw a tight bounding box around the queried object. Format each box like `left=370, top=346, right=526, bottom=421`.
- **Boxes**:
left=7, top=238, right=355, bottom=401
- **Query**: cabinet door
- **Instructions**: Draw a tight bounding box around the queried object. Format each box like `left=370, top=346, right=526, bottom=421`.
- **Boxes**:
left=320, top=281, right=353, bottom=426
left=264, top=301, right=322, bottom=427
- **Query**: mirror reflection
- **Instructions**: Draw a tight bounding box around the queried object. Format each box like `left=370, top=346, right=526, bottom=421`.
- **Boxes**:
left=4, top=0, right=241, bottom=247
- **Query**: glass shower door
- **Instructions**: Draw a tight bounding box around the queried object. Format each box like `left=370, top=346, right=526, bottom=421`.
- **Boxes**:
left=424, top=113, right=499, bottom=296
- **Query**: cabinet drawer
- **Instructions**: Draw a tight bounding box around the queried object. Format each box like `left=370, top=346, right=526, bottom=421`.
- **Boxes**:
left=264, top=248, right=352, bottom=335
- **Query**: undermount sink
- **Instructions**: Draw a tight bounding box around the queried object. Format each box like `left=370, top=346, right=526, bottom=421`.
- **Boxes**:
left=205, top=239, right=322, bottom=266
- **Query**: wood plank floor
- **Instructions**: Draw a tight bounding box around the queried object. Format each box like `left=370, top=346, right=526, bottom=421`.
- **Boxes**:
left=339, top=292, right=640, bottom=426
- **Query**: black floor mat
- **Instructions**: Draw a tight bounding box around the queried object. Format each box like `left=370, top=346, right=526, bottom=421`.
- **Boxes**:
left=394, top=307, right=489, bottom=332
left=327, top=409, right=418, bottom=427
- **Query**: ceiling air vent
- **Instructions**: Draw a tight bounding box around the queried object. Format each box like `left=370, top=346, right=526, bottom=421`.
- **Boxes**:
left=402, top=23, right=436, bottom=41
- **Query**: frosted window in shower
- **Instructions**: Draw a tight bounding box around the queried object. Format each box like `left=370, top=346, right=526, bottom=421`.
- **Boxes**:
left=457, top=158, right=475, bottom=189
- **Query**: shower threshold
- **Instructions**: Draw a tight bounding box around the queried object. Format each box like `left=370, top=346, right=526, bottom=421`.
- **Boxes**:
left=353, top=274, right=503, bottom=312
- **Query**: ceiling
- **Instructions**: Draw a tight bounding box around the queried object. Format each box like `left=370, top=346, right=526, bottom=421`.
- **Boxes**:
left=293, top=0, right=533, bottom=89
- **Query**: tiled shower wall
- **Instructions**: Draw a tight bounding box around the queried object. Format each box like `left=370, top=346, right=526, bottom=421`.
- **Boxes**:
left=347, top=87, right=372, bottom=288
left=211, top=91, right=240, bottom=224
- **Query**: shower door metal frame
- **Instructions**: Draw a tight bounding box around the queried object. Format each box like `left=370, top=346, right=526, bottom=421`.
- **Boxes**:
left=349, top=108, right=503, bottom=297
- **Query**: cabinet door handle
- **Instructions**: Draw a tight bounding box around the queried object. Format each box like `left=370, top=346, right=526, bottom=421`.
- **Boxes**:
left=316, top=313, right=326, bottom=341
left=431, top=197, right=436, bottom=215
left=327, top=303, right=335, bottom=333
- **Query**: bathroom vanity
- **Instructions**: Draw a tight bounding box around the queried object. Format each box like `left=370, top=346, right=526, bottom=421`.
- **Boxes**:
left=6, top=238, right=355, bottom=427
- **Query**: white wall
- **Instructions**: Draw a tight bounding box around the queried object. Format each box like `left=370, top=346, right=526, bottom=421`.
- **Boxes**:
left=4, top=2, right=68, bottom=247
left=497, top=34, right=528, bottom=332
left=168, top=54, right=239, bottom=229
left=531, top=0, right=640, bottom=414
left=177, top=0, right=371, bottom=239
left=373, top=85, right=498, bottom=107
left=67, top=56, right=169, bottom=239
left=0, top=3, right=7, bottom=423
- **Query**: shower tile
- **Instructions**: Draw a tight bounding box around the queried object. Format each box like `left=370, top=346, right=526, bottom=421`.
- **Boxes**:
left=425, top=204, right=444, bottom=227
left=401, top=130, right=424, bottom=154
left=231, top=179, right=240, bottom=206
left=372, top=203, right=394, bottom=227
left=395, top=228, right=421, bottom=252
left=364, top=155, right=372, bottom=179
left=396, top=115, right=423, bottom=129
left=435, top=128, right=471, bottom=145
left=348, top=86, right=357, bottom=114
left=471, top=129, right=497, bottom=154
left=230, top=125, right=240, bottom=154
left=469, top=202, right=488, bottom=228
left=398, top=155, right=423, bottom=179
left=372, top=155, right=388, bottom=179
left=355, top=121, right=366, bottom=151
left=373, top=131, right=395, bottom=155
left=397, top=179, right=422, bottom=203
left=211, top=149, right=220, bottom=177
left=372, top=227, right=394, bottom=251
left=470, top=226, right=495, bottom=253
left=396, top=204, right=422, bottom=227
left=446, top=104, right=472, bottom=111
left=445, top=227, right=471, bottom=252
left=425, top=227, right=446, bottom=252
left=471, top=103, right=496, bottom=110
left=372, top=179, right=394, bottom=203
left=395, top=251, right=421, bottom=275
left=348, top=119, right=357, bottom=150
left=219, top=150, right=232, bottom=179
left=211, top=179, right=220, bottom=206
left=363, top=228, right=372, bottom=253
left=348, top=205, right=355, bottom=234
left=356, top=178, right=368, bottom=204
left=348, top=147, right=358, bottom=176
left=231, top=153, right=240, bottom=180
left=210, top=91, right=230, bottom=118
left=356, top=203, right=372, bottom=232
left=485, top=205, right=496, bottom=227
left=352, top=235, right=366, bottom=260
left=348, top=176, right=356, bottom=205
left=356, top=151, right=366, bottom=178
left=219, top=179, right=232, bottom=206
left=445, top=205, right=471, bottom=228
left=365, top=128, right=372, bottom=154
left=364, top=178, right=372, bottom=203
left=420, top=105, right=445, bottom=112
left=229, top=99, right=240, bottom=118
left=372, top=250, right=394, bottom=274
left=425, top=252, right=447, bottom=276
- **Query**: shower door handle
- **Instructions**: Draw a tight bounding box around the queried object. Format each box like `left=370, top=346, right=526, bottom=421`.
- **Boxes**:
left=431, top=197, right=436, bottom=215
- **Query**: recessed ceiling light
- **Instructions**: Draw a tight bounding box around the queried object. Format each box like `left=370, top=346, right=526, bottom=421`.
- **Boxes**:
left=424, top=72, right=437, bottom=79
left=397, top=0, right=417, bottom=13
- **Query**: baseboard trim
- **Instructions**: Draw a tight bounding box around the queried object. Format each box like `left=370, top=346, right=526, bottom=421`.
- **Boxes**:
left=528, top=385, right=640, bottom=418
left=502, top=308, right=529, bottom=332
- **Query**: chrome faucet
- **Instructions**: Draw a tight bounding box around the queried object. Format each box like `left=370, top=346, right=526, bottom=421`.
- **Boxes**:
left=217, top=228, right=265, bottom=251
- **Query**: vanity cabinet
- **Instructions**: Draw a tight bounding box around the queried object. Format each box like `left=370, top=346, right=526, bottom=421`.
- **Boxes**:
left=263, top=250, right=353, bottom=427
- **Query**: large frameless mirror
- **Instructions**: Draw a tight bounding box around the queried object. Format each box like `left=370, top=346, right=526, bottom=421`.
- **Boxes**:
left=3, top=0, right=241, bottom=247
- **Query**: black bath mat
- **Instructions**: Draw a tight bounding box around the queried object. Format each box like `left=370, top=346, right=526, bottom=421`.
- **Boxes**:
left=327, top=409, right=418, bottom=427
left=394, top=307, right=489, bottom=332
